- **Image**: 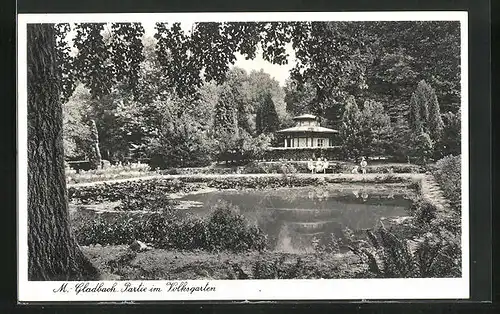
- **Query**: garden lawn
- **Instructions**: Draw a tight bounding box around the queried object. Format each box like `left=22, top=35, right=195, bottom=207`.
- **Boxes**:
left=82, top=245, right=365, bottom=280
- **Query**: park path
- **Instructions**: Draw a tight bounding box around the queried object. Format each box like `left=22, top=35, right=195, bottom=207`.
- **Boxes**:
left=67, top=172, right=426, bottom=188
left=420, top=174, right=452, bottom=213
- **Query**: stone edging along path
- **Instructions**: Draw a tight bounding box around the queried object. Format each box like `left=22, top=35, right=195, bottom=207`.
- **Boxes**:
left=420, top=174, right=455, bottom=217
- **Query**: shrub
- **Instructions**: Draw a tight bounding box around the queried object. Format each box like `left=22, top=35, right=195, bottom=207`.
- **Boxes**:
left=160, top=168, right=181, bottom=175
left=75, top=215, right=143, bottom=246
left=367, top=164, right=424, bottom=174
left=408, top=179, right=423, bottom=194
left=410, top=199, right=438, bottom=225
left=145, top=111, right=214, bottom=169
left=194, top=174, right=409, bottom=190
left=414, top=231, right=461, bottom=278
left=240, top=161, right=268, bottom=174
left=412, top=131, right=434, bottom=165
left=241, top=161, right=301, bottom=174
left=279, top=163, right=298, bottom=175
left=73, top=201, right=268, bottom=253
left=160, top=216, right=209, bottom=250
left=252, top=257, right=308, bottom=279
left=432, top=155, right=461, bottom=212
left=352, top=228, right=418, bottom=278
left=313, top=233, right=340, bottom=253
left=206, top=200, right=267, bottom=252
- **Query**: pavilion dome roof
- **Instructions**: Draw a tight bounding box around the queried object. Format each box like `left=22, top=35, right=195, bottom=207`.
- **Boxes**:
left=277, top=125, right=339, bottom=134
left=292, top=114, right=317, bottom=120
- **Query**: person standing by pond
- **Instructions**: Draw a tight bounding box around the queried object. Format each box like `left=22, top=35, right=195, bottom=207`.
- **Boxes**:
left=316, top=157, right=324, bottom=174
left=360, top=157, right=368, bottom=174
left=323, top=158, right=329, bottom=174
left=307, top=159, right=315, bottom=174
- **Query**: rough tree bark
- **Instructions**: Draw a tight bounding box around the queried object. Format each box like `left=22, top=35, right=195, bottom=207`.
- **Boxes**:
left=27, top=24, right=100, bottom=280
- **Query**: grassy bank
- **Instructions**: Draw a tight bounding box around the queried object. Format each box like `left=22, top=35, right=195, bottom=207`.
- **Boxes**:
left=83, top=245, right=365, bottom=280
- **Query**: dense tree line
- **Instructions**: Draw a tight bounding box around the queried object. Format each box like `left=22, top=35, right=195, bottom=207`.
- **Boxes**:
left=62, top=21, right=461, bottom=167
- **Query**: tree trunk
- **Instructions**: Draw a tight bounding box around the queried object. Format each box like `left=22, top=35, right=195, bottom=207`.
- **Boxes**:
left=27, top=24, right=100, bottom=281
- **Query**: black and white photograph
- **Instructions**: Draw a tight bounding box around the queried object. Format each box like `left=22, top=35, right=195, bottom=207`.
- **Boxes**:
left=17, top=12, right=469, bottom=301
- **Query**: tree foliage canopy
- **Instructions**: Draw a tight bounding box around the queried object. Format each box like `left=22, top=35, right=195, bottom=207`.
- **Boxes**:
left=56, top=21, right=461, bottom=165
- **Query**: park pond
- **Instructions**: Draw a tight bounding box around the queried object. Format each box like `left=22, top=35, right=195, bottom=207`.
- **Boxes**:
left=69, top=180, right=417, bottom=254
left=175, top=185, right=414, bottom=253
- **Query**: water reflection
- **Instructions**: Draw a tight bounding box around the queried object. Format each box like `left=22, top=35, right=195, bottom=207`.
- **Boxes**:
left=179, top=186, right=413, bottom=253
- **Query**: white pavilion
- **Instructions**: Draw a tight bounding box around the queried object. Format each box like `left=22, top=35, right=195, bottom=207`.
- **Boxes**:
left=276, top=114, right=339, bottom=148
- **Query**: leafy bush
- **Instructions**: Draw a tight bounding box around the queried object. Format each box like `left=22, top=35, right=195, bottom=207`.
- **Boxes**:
left=412, top=131, right=434, bottom=165
left=75, top=215, right=139, bottom=246
left=312, top=233, right=340, bottom=253
left=432, top=155, right=461, bottom=212
left=252, top=257, right=308, bottom=279
left=414, top=231, right=461, bottom=278
left=159, top=216, right=209, bottom=250
left=206, top=201, right=267, bottom=252
left=408, top=179, right=423, bottom=194
left=410, top=199, right=438, bottom=225
left=145, top=110, right=214, bottom=169
left=73, top=201, right=268, bottom=253
left=367, top=164, right=424, bottom=174
left=214, top=131, right=271, bottom=165
left=159, top=167, right=237, bottom=175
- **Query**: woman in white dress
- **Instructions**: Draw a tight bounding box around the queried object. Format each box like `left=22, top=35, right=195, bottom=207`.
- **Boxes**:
left=307, top=159, right=315, bottom=174
left=323, top=158, right=329, bottom=173
left=315, top=157, right=324, bottom=174
left=360, top=157, right=368, bottom=174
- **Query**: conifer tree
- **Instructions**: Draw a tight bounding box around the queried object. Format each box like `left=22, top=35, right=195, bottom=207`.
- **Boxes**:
left=408, top=80, right=433, bottom=132
left=428, top=91, right=445, bottom=141
left=408, top=80, right=445, bottom=159
left=408, top=91, right=423, bottom=132
left=339, top=96, right=363, bottom=159
left=440, top=109, right=461, bottom=156
left=359, top=100, right=392, bottom=157
left=413, top=129, right=434, bottom=165
left=256, top=93, right=280, bottom=135
left=88, top=119, right=102, bottom=169
left=213, top=85, right=238, bottom=137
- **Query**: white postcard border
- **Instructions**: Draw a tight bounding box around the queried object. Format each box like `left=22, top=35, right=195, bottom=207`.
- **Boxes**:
left=17, top=11, right=470, bottom=302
